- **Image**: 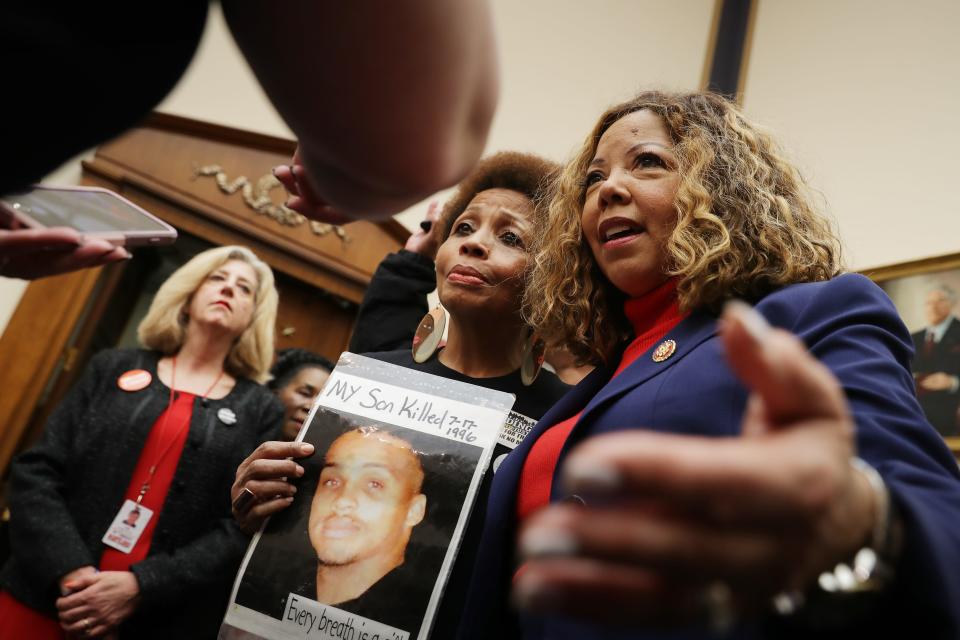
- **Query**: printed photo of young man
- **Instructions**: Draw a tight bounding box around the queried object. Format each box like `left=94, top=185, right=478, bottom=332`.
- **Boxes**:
left=308, top=426, right=427, bottom=604
left=234, top=412, right=481, bottom=637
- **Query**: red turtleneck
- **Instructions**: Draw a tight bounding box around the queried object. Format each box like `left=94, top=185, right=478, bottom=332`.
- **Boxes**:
left=515, top=278, right=686, bottom=521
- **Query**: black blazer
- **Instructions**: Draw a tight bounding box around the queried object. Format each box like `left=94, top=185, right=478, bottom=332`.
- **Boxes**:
left=1, top=349, right=282, bottom=639
left=348, top=250, right=435, bottom=354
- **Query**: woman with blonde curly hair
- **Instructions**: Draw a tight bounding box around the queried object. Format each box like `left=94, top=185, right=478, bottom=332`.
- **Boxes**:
left=461, top=91, right=960, bottom=638
left=0, top=245, right=283, bottom=639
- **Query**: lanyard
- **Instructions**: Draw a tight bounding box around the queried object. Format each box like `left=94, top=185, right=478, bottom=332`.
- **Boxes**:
left=136, top=357, right=224, bottom=504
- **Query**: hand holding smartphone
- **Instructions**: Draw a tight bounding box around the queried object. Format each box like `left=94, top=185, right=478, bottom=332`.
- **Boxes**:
left=0, top=185, right=177, bottom=247
left=0, top=185, right=174, bottom=279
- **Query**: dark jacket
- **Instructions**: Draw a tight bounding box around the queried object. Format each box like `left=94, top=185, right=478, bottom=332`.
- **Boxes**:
left=1, top=348, right=283, bottom=639
left=461, top=274, right=960, bottom=639
left=348, top=250, right=435, bottom=355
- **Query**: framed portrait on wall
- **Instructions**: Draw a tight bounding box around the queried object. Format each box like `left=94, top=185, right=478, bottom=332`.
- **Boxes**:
left=866, top=252, right=960, bottom=454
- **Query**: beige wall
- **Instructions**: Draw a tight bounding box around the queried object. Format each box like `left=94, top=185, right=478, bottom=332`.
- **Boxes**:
left=158, top=3, right=293, bottom=139
left=158, top=1, right=714, bottom=226
left=0, top=1, right=712, bottom=334
left=0, top=278, right=27, bottom=336
left=743, top=0, right=960, bottom=271
left=7, top=2, right=957, bottom=335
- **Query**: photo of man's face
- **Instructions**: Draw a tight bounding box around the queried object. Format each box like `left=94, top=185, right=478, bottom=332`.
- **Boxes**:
left=123, top=508, right=141, bottom=527
left=308, top=428, right=426, bottom=568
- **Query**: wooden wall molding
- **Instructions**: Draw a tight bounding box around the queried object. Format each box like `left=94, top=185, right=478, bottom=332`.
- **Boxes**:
left=82, top=158, right=370, bottom=302
left=144, top=112, right=298, bottom=156
left=84, top=116, right=409, bottom=304
left=0, top=267, right=104, bottom=474
left=0, top=113, right=409, bottom=484
left=139, top=113, right=410, bottom=245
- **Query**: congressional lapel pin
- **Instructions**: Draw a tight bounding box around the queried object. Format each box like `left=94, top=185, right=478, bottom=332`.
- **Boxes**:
left=117, top=369, right=152, bottom=392
left=652, top=339, right=677, bottom=363
left=217, top=408, right=237, bottom=425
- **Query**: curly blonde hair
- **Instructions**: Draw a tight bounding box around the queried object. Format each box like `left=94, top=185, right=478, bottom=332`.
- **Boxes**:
left=138, top=246, right=278, bottom=382
left=525, top=90, right=843, bottom=365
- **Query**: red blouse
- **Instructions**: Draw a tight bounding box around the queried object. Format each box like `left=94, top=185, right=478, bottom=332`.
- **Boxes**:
left=101, top=391, right=196, bottom=570
left=516, top=279, right=686, bottom=522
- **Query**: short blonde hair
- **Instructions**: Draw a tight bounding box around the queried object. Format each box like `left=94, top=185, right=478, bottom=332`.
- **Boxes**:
left=138, top=246, right=278, bottom=382
left=525, top=90, right=843, bottom=365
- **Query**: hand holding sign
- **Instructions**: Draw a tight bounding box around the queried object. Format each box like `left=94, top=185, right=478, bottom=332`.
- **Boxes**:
left=231, top=441, right=315, bottom=535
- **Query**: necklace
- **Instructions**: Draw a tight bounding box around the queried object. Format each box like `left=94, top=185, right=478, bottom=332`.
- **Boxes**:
left=134, top=356, right=224, bottom=504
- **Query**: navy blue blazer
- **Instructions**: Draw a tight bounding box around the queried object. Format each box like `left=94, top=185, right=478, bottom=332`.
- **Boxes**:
left=460, top=274, right=960, bottom=639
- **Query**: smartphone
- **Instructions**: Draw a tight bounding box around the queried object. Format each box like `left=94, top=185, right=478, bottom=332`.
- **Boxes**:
left=0, top=185, right=177, bottom=247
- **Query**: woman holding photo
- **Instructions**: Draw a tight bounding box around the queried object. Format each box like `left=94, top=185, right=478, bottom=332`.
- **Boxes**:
left=232, top=152, right=571, bottom=637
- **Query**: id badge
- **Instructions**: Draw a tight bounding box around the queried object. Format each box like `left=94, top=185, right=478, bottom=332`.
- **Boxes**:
left=101, top=499, right=153, bottom=553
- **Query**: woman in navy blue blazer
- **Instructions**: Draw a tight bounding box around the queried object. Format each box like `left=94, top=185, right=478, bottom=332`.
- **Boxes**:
left=461, top=91, right=960, bottom=639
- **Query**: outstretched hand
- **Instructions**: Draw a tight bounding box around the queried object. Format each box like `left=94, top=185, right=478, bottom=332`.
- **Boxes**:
left=514, top=301, right=877, bottom=626
left=0, top=227, right=129, bottom=280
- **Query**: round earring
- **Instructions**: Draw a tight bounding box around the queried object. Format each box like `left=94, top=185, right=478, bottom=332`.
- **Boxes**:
left=520, top=331, right=546, bottom=386
left=412, top=307, right=447, bottom=363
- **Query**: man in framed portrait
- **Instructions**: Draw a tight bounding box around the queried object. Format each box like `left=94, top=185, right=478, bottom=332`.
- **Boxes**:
left=912, top=284, right=960, bottom=437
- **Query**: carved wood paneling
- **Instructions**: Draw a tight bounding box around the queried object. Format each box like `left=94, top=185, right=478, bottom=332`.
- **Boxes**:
left=0, top=113, right=408, bottom=486
left=86, top=115, right=409, bottom=304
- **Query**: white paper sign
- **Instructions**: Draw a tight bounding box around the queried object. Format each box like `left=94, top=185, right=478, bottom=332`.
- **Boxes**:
left=221, top=354, right=515, bottom=640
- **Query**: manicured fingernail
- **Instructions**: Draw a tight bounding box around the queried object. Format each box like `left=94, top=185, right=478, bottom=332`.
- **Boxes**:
left=295, top=465, right=304, bottom=476
left=520, top=527, right=578, bottom=559
left=289, top=486, right=297, bottom=494
left=512, top=572, right=562, bottom=612
left=563, top=458, right=621, bottom=494
left=723, top=299, right=771, bottom=344
left=120, top=248, right=132, bottom=259
left=285, top=496, right=295, bottom=503
left=300, top=443, right=314, bottom=455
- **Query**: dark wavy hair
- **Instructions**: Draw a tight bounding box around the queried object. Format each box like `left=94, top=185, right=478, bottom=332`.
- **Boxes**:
left=268, top=348, right=334, bottom=391
left=438, top=151, right=559, bottom=239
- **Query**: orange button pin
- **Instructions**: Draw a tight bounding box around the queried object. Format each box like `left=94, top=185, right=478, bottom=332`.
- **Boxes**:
left=118, top=369, right=152, bottom=391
